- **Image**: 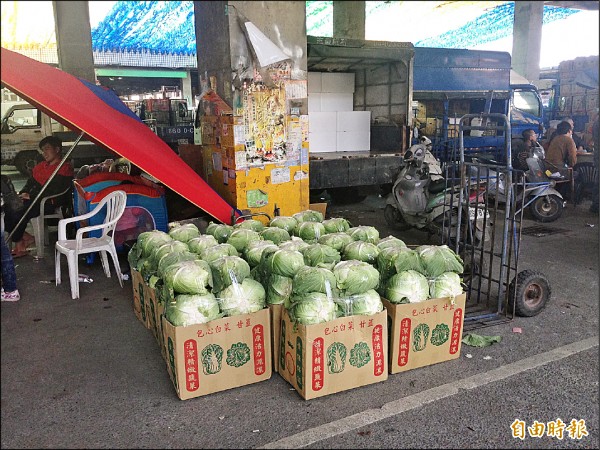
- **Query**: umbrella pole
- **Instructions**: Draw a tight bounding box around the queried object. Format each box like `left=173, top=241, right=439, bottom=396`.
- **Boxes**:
left=5, top=133, right=84, bottom=244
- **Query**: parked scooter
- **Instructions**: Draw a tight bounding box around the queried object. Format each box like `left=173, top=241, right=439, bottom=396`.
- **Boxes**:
left=384, top=136, right=490, bottom=244
left=471, top=145, right=565, bottom=223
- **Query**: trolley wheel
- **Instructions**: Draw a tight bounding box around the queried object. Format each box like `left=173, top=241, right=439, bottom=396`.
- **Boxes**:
left=384, top=204, right=411, bottom=230
left=508, top=270, right=551, bottom=317
left=529, top=195, right=563, bottom=223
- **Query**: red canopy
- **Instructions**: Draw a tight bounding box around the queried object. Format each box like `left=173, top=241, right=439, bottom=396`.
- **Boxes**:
left=1, top=47, right=239, bottom=224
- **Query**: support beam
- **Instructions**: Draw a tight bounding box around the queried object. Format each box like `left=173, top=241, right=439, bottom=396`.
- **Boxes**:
left=512, top=1, right=543, bottom=81
left=52, top=1, right=96, bottom=83
left=333, top=1, right=365, bottom=40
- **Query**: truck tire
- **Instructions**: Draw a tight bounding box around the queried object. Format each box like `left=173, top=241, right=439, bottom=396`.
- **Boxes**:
left=529, top=195, right=563, bottom=223
left=14, top=151, right=42, bottom=177
left=508, top=270, right=551, bottom=317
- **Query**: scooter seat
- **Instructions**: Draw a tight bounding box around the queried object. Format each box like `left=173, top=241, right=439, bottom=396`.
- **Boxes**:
left=428, top=179, right=446, bottom=194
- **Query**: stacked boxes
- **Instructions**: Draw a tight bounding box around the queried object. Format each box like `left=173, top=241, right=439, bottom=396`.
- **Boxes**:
left=308, top=72, right=371, bottom=153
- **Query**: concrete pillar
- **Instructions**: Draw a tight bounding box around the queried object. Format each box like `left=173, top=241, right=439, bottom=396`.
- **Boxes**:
left=511, top=1, right=543, bottom=81
left=52, top=1, right=96, bottom=83
left=333, top=1, right=365, bottom=40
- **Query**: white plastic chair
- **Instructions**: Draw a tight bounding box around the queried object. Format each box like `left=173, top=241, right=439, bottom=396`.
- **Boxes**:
left=31, top=185, right=72, bottom=258
left=55, top=190, right=127, bottom=299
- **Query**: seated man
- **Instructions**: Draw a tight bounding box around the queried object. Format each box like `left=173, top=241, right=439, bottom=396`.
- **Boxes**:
left=5, top=136, right=74, bottom=257
left=511, top=129, right=540, bottom=172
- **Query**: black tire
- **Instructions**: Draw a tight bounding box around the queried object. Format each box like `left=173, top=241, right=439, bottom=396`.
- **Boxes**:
left=529, top=194, right=563, bottom=223
left=508, top=270, right=551, bottom=317
left=14, top=150, right=42, bottom=177
left=384, top=204, right=411, bottom=230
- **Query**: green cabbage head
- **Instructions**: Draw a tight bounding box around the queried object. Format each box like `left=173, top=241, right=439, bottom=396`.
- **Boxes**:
left=168, top=223, right=200, bottom=243
left=385, top=270, right=430, bottom=304
left=333, top=260, right=380, bottom=295
left=165, top=292, right=221, bottom=326
left=217, top=278, right=266, bottom=317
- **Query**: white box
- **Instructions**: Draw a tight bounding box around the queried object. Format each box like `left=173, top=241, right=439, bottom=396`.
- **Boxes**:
left=309, top=131, right=337, bottom=153
left=322, top=72, right=355, bottom=93
left=308, top=111, right=337, bottom=133
left=321, top=93, right=354, bottom=112
left=308, top=72, right=322, bottom=93
left=308, top=93, right=322, bottom=112
left=337, top=111, right=371, bottom=132
left=337, top=131, right=371, bottom=151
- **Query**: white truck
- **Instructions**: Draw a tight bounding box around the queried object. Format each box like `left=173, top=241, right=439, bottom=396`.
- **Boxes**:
left=1, top=89, right=114, bottom=176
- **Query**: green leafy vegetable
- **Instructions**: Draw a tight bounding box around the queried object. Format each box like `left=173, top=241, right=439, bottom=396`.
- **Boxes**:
left=206, top=223, right=234, bottom=243
left=187, top=234, right=219, bottom=255
left=269, top=216, right=299, bottom=234
left=270, top=249, right=306, bottom=278
left=301, top=243, right=341, bottom=269
left=289, top=292, right=337, bottom=324
left=201, top=243, right=239, bottom=264
left=377, top=235, right=408, bottom=250
left=417, top=245, right=464, bottom=278
left=429, top=272, right=463, bottom=299
left=209, top=255, right=251, bottom=293
left=342, top=241, right=380, bottom=265
left=322, top=217, right=351, bottom=233
left=297, top=221, right=326, bottom=243
left=292, top=266, right=338, bottom=296
left=385, top=270, right=429, bottom=304
left=226, top=228, right=262, bottom=253
left=233, top=219, right=265, bottom=232
left=293, top=210, right=324, bottom=224
left=163, top=260, right=213, bottom=294
left=217, top=278, right=266, bottom=317
left=333, top=260, right=380, bottom=295
left=348, top=225, right=380, bottom=244
left=260, top=227, right=291, bottom=245
left=244, top=240, right=279, bottom=268
left=165, top=292, right=221, bottom=326
left=266, top=273, right=293, bottom=305
left=337, top=289, right=383, bottom=316
left=168, top=223, right=200, bottom=243
left=318, top=232, right=353, bottom=252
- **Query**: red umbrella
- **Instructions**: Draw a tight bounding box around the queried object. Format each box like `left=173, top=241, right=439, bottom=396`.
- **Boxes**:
left=1, top=47, right=240, bottom=224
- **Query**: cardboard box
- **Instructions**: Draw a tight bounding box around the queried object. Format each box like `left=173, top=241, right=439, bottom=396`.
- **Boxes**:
left=131, top=269, right=150, bottom=328
left=321, top=72, right=355, bottom=93
left=278, top=308, right=388, bottom=400
left=383, top=294, right=466, bottom=374
left=269, top=304, right=283, bottom=373
left=162, top=308, right=272, bottom=400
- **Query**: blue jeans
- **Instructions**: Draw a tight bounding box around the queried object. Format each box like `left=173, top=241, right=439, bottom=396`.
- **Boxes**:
left=1, top=217, right=18, bottom=292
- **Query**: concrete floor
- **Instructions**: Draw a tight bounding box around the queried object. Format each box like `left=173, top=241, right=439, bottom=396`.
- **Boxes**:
left=1, top=193, right=598, bottom=449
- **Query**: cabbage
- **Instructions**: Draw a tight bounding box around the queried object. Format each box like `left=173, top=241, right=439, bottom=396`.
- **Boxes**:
left=417, top=245, right=464, bottom=278
left=137, top=230, right=172, bottom=257
left=260, top=227, right=291, bottom=245
left=429, top=272, right=463, bottom=299
left=394, top=248, right=426, bottom=274
left=377, top=235, right=408, bottom=250
left=201, top=243, right=239, bottom=264
left=376, top=246, right=406, bottom=281
left=347, top=225, right=380, bottom=244
left=333, top=260, right=380, bottom=295
left=289, top=292, right=337, bottom=325
left=270, top=249, right=306, bottom=278
left=292, top=266, right=338, bottom=296
left=217, top=278, right=266, bottom=317
left=206, top=223, right=234, bottom=243
left=256, top=245, right=280, bottom=284
left=301, top=243, right=341, bottom=269
left=187, top=234, right=219, bottom=255
left=342, top=241, right=380, bottom=265
left=157, top=250, right=202, bottom=279
left=233, top=218, right=265, bottom=232
left=266, top=273, right=293, bottom=305
left=165, top=292, right=221, bottom=326
left=269, top=216, right=298, bottom=234
left=322, top=217, right=351, bottom=233
left=385, top=270, right=430, bottom=304
left=168, top=223, right=200, bottom=243
left=293, top=210, right=324, bottom=223
left=297, top=221, right=326, bottom=243
left=150, top=240, right=189, bottom=270
left=163, top=260, right=213, bottom=294
left=318, top=232, right=353, bottom=252
left=209, top=255, right=251, bottom=293
left=278, top=237, right=310, bottom=252
left=227, top=228, right=262, bottom=253
left=337, top=289, right=383, bottom=316
left=244, top=240, right=279, bottom=268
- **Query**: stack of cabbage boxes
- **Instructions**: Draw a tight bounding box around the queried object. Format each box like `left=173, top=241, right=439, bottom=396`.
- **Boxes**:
left=127, top=210, right=466, bottom=400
